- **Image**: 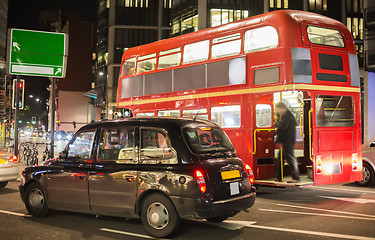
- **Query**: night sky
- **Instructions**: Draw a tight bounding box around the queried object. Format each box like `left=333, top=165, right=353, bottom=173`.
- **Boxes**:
left=7, top=0, right=96, bottom=125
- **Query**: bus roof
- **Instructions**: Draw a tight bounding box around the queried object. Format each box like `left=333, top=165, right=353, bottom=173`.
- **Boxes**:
left=121, top=10, right=351, bottom=61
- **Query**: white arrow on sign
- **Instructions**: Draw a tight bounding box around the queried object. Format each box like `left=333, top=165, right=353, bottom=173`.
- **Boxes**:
left=55, top=68, right=62, bottom=75
left=13, top=42, right=20, bottom=51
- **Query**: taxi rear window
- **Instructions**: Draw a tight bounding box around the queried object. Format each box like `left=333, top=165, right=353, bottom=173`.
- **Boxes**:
left=307, top=26, right=345, bottom=48
left=183, top=127, right=234, bottom=154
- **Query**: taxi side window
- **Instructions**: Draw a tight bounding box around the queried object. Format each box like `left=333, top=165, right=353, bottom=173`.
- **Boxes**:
left=98, top=127, right=137, bottom=163
left=67, top=131, right=96, bottom=160
left=140, top=128, right=178, bottom=164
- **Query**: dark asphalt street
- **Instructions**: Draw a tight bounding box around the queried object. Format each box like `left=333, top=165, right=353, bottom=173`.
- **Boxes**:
left=1, top=178, right=375, bottom=240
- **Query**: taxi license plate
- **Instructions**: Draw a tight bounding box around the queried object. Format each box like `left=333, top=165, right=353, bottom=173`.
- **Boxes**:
left=221, top=170, right=240, bottom=180
left=0, top=159, right=6, bottom=165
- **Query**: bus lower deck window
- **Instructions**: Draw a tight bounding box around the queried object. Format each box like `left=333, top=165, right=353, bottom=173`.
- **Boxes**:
left=315, top=95, right=354, bottom=127
left=211, top=105, right=241, bottom=128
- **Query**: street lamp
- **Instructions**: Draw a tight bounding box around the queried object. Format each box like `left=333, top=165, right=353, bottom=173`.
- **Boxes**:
left=29, top=94, right=33, bottom=98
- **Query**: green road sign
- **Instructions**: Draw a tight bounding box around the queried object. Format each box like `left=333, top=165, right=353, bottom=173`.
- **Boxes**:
left=7, top=29, right=68, bottom=78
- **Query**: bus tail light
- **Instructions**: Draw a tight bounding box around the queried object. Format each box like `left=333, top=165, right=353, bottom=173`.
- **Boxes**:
left=316, top=155, right=322, bottom=174
left=195, top=170, right=206, bottom=193
left=245, top=164, right=254, bottom=184
left=352, top=153, right=358, bottom=171
left=8, top=155, right=17, bottom=163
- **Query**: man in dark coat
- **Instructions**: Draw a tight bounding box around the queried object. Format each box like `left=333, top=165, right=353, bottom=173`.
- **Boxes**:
left=274, top=101, right=300, bottom=183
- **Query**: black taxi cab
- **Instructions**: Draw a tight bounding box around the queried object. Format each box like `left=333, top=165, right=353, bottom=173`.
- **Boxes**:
left=19, top=117, right=256, bottom=237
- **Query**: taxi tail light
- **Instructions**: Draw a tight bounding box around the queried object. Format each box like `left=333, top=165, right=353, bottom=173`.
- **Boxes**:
left=316, top=155, right=322, bottom=175
left=245, top=164, right=254, bottom=184
left=8, top=155, right=17, bottom=163
left=352, top=153, right=358, bottom=171
left=195, top=170, right=206, bottom=193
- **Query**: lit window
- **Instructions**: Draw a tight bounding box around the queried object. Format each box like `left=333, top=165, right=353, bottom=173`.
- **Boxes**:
left=121, top=57, right=136, bottom=76
left=136, top=112, right=155, bottom=117
left=270, top=0, right=274, bottom=8
left=315, top=95, right=353, bottom=127
left=182, top=15, right=198, bottom=32
left=158, top=110, right=180, bottom=117
left=182, top=109, right=208, bottom=120
left=244, top=26, right=278, bottom=52
left=211, top=9, right=221, bottom=27
left=158, top=53, right=181, bottom=69
left=211, top=105, right=241, bottom=128
left=256, top=104, right=272, bottom=127
left=307, top=26, right=345, bottom=47
left=138, top=53, right=156, bottom=61
left=137, top=59, right=156, bottom=73
left=160, top=48, right=180, bottom=55
left=183, top=40, right=209, bottom=64
left=137, top=53, right=156, bottom=73
left=212, top=39, right=241, bottom=59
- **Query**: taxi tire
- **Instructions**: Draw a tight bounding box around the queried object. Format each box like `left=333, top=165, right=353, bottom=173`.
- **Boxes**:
left=357, top=162, right=374, bottom=186
left=140, top=193, right=181, bottom=238
left=24, top=182, right=50, bottom=217
left=0, top=181, right=8, bottom=188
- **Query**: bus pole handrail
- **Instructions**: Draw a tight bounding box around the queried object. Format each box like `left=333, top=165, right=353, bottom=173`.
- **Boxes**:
left=252, top=128, right=276, bottom=155
left=300, top=102, right=305, bottom=138
left=308, top=108, right=313, bottom=162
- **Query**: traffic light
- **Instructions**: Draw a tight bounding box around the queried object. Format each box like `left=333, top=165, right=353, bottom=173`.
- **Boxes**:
left=12, top=79, right=25, bottom=110
left=31, top=116, right=36, bottom=124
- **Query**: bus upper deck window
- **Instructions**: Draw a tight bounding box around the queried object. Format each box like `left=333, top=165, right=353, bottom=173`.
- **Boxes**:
left=211, top=33, right=241, bottom=59
left=121, top=57, right=136, bottom=77
left=158, top=48, right=181, bottom=69
left=183, top=40, right=209, bottom=64
left=307, top=26, right=345, bottom=48
left=244, top=26, right=278, bottom=53
left=137, top=53, right=156, bottom=73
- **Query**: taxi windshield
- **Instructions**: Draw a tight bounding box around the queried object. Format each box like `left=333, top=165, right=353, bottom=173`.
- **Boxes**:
left=183, top=127, right=235, bottom=154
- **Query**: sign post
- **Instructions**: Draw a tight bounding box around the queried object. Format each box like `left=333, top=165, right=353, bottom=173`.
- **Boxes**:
left=7, top=28, right=67, bottom=157
left=13, top=76, right=20, bottom=156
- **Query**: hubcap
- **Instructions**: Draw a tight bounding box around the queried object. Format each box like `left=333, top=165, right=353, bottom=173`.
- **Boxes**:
left=146, top=202, right=169, bottom=230
left=361, top=167, right=371, bottom=183
left=28, top=188, right=45, bottom=211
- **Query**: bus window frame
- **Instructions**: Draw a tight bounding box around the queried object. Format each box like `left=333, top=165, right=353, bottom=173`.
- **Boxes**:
left=306, top=25, right=346, bottom=49
left=314, top=94, right=355, bottom=128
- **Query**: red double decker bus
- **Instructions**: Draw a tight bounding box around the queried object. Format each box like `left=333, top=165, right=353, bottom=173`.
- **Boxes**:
left=116, top=10, right=362, bottom=186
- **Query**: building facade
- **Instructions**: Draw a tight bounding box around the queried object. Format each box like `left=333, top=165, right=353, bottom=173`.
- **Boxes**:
left=171, top=0, right=364, bottom=66
left=95, top=0, right=172, bottom=119
left=0, top=0, right=8, bottom=122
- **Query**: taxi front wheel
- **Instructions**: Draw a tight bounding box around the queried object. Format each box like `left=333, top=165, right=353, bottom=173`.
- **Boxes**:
left=140, top=193, right=181, bottom=238
left=24, top=182, right=50, bottom=217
